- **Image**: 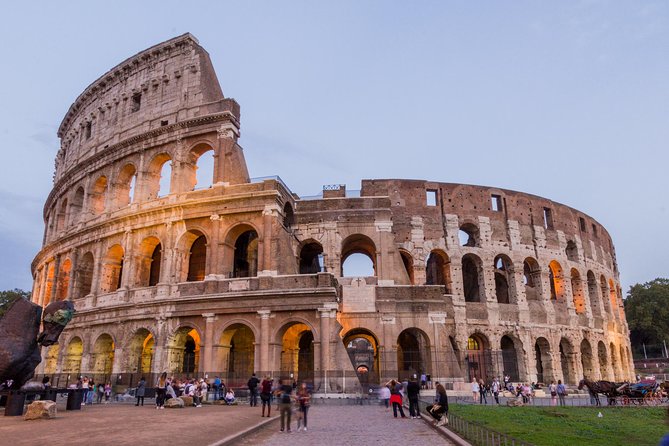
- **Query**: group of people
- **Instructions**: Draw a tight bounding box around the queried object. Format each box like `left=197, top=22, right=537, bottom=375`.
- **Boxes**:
left=152, top=373, right=211, bottom=408
left=75, top=376, right=111, bottom=405
left=256, top=376, right=312, bottom=433
left=378, top=376, right=449, bottom=426
left=470, top=376, right=569, bottom=406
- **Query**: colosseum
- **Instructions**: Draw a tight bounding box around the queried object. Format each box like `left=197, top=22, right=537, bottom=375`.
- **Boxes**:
left=31, top=34, right=633, bottom=392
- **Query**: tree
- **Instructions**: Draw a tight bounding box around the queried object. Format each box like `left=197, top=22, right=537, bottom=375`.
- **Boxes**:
left=0, top=288, right=31, bottom=317
left=624, top=278, right=669, bottom=354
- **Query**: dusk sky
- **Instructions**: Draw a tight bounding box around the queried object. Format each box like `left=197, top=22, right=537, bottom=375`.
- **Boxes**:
left=0, top=1, right=667, bottom=293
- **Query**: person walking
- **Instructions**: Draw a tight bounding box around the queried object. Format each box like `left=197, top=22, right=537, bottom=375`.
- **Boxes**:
left=260, top=376, right=273, bottom=417
left=275, top=379, right=293, bottom=432
left=549, top=380, right=557, bottom=406
left=426, top=383, right=449, bottom=426
left=388, top=379, right=406, bottom=418
left=407, top=376, right=421, bottom=418
left=155, top=372, right=167, bottom=409
left=248, top=373, right=260, bottom=407
left=96, top=382, right=105, bottom=404
left=135, top=377, right=146, bottom=406
left=81, top=376, right=89, bottom=405
left=379, top=383, right=391, bottom=410
left=471, top=377, right=480, bottom=403
left=479, top=379, right=487, bottom=404
left=557, top=380, right=567, bottom=406
left=491, top=377, right=500, bottom=405
left=296, top=382, right=311, bottom=431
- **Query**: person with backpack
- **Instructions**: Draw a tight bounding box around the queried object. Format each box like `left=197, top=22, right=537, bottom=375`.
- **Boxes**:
left=260, top=376, right=273, bottom=417
left=248, top=373, right=260, bottom=407
left=556, top=380, right=567, bottom=406
left=275, top=379, right=293, bottom=432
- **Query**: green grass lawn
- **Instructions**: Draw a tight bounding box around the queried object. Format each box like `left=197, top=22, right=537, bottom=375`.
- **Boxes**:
left=449, top=404, right=667, bottom=446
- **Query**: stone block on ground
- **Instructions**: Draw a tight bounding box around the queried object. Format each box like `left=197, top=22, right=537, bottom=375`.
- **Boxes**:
left=180, top=396, right=194, bottom=406
left=24, top=400, right=57, bottom=420
left=165, top=397, right=185, bottom=408
left=507, top=398, right=524, bottom=407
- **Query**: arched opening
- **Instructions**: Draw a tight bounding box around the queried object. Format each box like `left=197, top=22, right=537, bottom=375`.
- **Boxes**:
left=587, top=271, right=602, bottom=315
left=126, top=329, right=155, bottom=375
left=467, top=334, right=491, bottom=381
left=548, top=260, right=564, bottom=300
left=92, top=334, right=115, bottom=378
left=56, top=199, right=68, bottom=233
left=501, top=335, right=520, bottom=381
left=90, top=175, right=108, bottom=215
left=56, top=258, right=71, bottom=300
left=399, top=250, right=415, bottom=285
left=341, top=234, right=376, bottom=277
left=566, top=240, right=579, bottom=262
left=167, top=327, right=201, bottom=374
left=194, top=148, right=214, bottom=189
left=458, top=223, right=480, bottom=247
left=299, top=241, right=324, bottom=274
left=609, top=279, right=618, bottom=318
left=559, top=338, right=575, bottom=384
left=598, top=341, right=608, bottom=380
left=280, top=323, right=314, bottom=385
left=114, top=163, right=137, bottom=208
left=425, top=250, right=452, bottom=293
left=62, top=337, right=83, bottom=375
left=283, top=202, right=294, bottom=229
left=462, top=254, right=484, bottom=302
left=73, top=252, right=94, bottom=299
left=43, top=262, right=55, bottom=306
left=70, top=187, right=85, bottom=226
left=219, top=324, right=255, bottom=386
left=397, top=328, right=432, bottom=382
left=535, top=337, right=553, bottom=384
left=571, top=269, right=586, bottom=314
left=600, top=275, right=611, bottom=313
left=523, top=257, right=543, bottom=301
left=187, top=235, right=207, bottom=282
left=136, top=236, right=162, bottom=287
left=494, top=255, right=514, bottom=304
left=233, top=230, right=259, bottom=278
left=44, top=344, right=60, bottom=375
left=100, top=244, right=124, bottom=293
left=343, top=329, right=380, bottom=388
left=146, top=153, right=172, bottom=198
left=581, top=339, right=594, bottom=379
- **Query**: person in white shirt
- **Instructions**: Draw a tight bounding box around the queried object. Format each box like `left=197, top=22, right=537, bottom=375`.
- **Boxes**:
left=471, top=378, right=480, bottom=403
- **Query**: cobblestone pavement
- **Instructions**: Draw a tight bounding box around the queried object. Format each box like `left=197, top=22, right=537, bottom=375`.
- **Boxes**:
left=236, top=404, right=454, bottom=445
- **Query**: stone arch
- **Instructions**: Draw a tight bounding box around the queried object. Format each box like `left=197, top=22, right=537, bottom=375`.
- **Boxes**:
left=90, top=175, right=108, bottom=215
left=298, top=239, right=324, bottom=274
left=609, top=342, right=618, bottom=380
left=100, top=244, right=124, bottom=293
left=341, top=234, right=377, bottom=277
left=397, top=327, right=432, bottom=381
left=166, top=326, right=202, bottom=374
left=218, top=323, right=256, bottom=386
left=56, top=199, right=68, bottom=233
left=44, top=344, right=60, bottom=375
left=91, top=333, right=115, bottom=377
left=113, top=163, right=138, bottom=208
left=462, top=253, right=484, bottom=302
left=277, top=321, right=315, bottom=384
left=608, top=279, right=618, bottom=318
left=185, top=142, right=215, bottom=190
left=466, top=332, right=491, bottom=381
left=223, top=223, right=260, bottom=278
left=458, top=222, right=480, bottom=247
left=70, top=186, right=85, bottom=226
left=535, top=337, right=554, bottom=384
left=565, top=240, right=579, bottom=262
left=176, top=230, right=207, bottom=282
left=283, top=202, right=294, bottom=229
left=500, top=334, right=523, bottom=381
left=580, top=338, right=595, bottom=379
left=548, top=260, right=565, bottom=300
left=425, top=249, right=452, bottom=293
left=343, top=328, right=380, bottom=386
left=62, top=336, right=83, bottom=375
left=73, top=251, right=94, bottom=299
left=494, top=254, right=515, bottom=304
left=523, top=257, right=543, bottom=301
left=42, top=262, right=55, bottom=306
left=586, top=271, right=602, bottom=315
left=597, top=341, right=609, bottom=380
left=398, top=249, right=415, bottom=285
left=146, top=152, right=173, bottom=199
left=600, top=275, right=612, bottom=313
left=559, top=337, right=575, bottom=384
left=56, top=258, right=72, bottom=300
left=571, top=268, right=586, bottom=314
left=125, top=328, right=155, bottom=374
left=136, top=236, right=162, bottom=287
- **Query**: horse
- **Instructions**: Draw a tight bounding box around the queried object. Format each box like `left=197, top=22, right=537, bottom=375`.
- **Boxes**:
left=578, top=379, right=621, bottom=406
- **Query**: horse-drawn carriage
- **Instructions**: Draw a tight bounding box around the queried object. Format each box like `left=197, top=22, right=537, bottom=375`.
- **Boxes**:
left=579, top=378, right=667, bottom=406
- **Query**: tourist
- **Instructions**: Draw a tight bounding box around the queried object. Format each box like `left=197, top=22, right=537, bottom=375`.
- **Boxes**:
left=213, top=376, right=221, bottom=400
left=379, top=383, right=390, bottom=410
left=225, top=388, right=236, bottom=405
left=248, top=373, right=260, bottom=407
left=260, top=376, right=273, bottom=417
left=548, top=380, right=557, bottom=406
left=42, top=376, right=51, bottom=389
left=87, top=380, right=95, bottom=404
left=388, top=379, right=406, bottom=418
left=155, top=372, right=167, bottom=409
left=479, top=379, right=487, bottom=404
left=407, top=376, right=420, bottom=418
left=420, top=372, right=427, bottom=390
left=199, top=378, right=208, bottom=402
left=521, top=383, right=531, bottom=404
left=296, top=382, right=311, bottom=431
left=166, top=380, right=177, bottom=400
left=135, top=377, right=146, bottom=406
left=275, top=379, right=293, bottom=432
left=556, top=380, right=567, bottom=406
left=104, top=382, right=111, bottom=402
left=426, top=383, right=449, bottom=426
left=471, top=377, right=479, bottom=403
left=81, top=376, right=89, bottom=405
left=96, top=381, right=105, bottom=404
left=194, top=380, right=204, bottom=407
left=491, top=377, right=500, bottom=405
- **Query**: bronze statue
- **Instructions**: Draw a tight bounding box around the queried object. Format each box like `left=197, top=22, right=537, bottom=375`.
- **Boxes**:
left=0, top=297, right=74, bottom=390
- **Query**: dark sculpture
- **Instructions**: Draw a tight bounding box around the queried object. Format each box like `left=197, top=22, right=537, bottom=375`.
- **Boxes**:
left=0, top=297, right=74, bottom=390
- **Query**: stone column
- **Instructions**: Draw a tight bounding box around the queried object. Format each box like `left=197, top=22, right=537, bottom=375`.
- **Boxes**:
left=112, top=347, right=125, bottom=376
left=202, top=313, right=216, bottom=375
left=38, top=266, right=48, bottom=306
left=66, top=248, right=79, bottom=300
left=50, top=255, right=61, bottom=303
left=319, top=308, right=332, bottom=374
left=258, top=310, right=271, bottom=374
left=260, top=206, right=279, bottom=274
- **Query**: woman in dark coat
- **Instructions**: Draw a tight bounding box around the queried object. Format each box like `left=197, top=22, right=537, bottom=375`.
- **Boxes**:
left=426, top=383, right=449, bottom=426
left=135, top=377, right=146, bottom=406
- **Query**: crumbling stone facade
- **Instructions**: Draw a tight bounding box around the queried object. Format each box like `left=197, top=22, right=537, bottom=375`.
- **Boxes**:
left=31, top=34, right=633, bottom=391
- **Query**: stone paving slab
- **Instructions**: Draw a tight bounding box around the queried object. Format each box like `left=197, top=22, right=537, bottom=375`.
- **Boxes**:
left=0, top=401, right=272, bottom=446
left=235, top=404, right=455, bottom=445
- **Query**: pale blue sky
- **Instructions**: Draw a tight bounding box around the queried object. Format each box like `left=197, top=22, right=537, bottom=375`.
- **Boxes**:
left=0, top=1, right=667, bottom=293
